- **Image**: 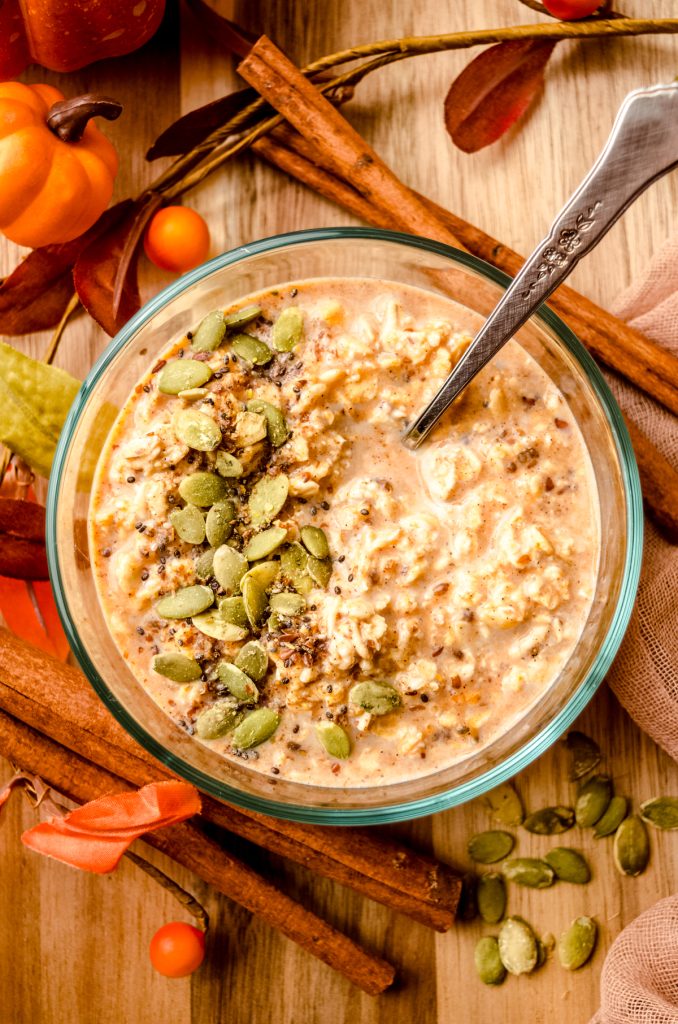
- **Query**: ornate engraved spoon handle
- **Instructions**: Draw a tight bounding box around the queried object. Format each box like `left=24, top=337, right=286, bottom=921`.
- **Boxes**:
left=404, top=81, right=678, bottom=448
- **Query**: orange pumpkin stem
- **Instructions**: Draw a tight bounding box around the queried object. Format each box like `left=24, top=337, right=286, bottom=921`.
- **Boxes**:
left=46, top=94, right=122, bottom=143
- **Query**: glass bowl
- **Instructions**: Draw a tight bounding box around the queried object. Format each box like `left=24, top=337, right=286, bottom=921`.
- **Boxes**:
left=47, top=228, right=643, bottom=824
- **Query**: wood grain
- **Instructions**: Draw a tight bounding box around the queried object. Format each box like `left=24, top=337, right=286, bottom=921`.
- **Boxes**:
left=1, top=2, right=678, bottom=1022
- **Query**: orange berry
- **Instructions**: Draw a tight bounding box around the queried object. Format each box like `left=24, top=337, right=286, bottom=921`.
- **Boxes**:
left=149, top=921, right=206, bottom=978
left=144, top=206, right=210, bottom=274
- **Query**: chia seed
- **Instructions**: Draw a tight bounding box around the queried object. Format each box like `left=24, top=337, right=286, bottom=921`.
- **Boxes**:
left=101, top=548, right=112, bottom=558
left=127, top=475, right=136, bottom=483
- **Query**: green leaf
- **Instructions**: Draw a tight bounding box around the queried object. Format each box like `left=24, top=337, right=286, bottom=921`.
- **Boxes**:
left=0, top=341, right=80, bottom=478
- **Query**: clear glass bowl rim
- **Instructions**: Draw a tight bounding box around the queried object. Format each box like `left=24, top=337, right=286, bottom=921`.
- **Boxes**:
left=46, top=227, right=643, bottom=824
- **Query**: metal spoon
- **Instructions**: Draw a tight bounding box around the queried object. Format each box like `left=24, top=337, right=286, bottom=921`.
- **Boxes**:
left=403, top=81, right=678, bottom=449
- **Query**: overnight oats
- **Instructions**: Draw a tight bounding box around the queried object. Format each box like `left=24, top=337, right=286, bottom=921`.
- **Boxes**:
left=89, top=279, right=600, bottom=787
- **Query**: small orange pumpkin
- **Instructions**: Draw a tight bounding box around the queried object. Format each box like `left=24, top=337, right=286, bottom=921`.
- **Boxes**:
left=0, top=82, right=121, bottom=249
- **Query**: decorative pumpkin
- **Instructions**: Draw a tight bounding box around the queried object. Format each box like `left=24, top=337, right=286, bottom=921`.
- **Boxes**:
left=0, top=0, right=166, bottom=78
left=0, top=83, right=122, bottom=248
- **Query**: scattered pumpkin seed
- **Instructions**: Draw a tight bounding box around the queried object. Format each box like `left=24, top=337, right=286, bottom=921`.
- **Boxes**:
left=271, top=306, right=304, bottom=351
left=640, top=796, right=678, bottom=831
left=231, top=333, right=273, bottom=366
left=242, top=560, right=279, bottom=590
left=218, top=661, right=259, bottom=704
left=156, top=584, right=214, bottom=619
left=195, top=547, right=216, bottom=580
left=212, top=545, right=248, bottom=593
left=316, top=721, right=351, bottom=760
left=233, top=410, right=267, bottom=447
left=349, top=681, right=401, bottom=716
left=242, top=574, right=268, bottom=629
left=269, top=592, right=306, bottom=616
left=234, top=640, right=269, bottom=682
left=477, top=873, right=506, bottom=924
left=468, top=831, right=515, bottom=865
left=179, top=471, right=229, bottom=508
left=246, top=399, right=289, bottom=447
left=216, top=451, right=244, bottom=478
left=523, top=805, right=575, bottom=835
left=224, top=304, right=262, bottom=330
left=308, top=555, right=332, bottom=587
left=218, top=596, right=248, bottom=627
left=558, top=917, right=597, bottom=971
left=158, top=359, right=212, bottom=394
left=614, top=815, right=650, bottom=876
left=152, top=652, right=202, bottom=683
left=474, top=937, right=506, bottom=986
left=232, top=707, right=280, bottom=749
left=177, top=387, right=209, bottom=400
left=248, top=473, right=289, bottom=528
left=174, top=408, right=222, bottom=451
left=244, top=526, right=287, bottom=561
left=502, top=858, right=555, bottom=888
left=498, top=917, right=538, bottom=975
left=192, top=611, right=248, bottom=642
left=484, top=782, right=524, bottom=827
left=205, top=501, right=236, bottom=547
left=544, top=847, right=590, bottom=884
left=280, top=541, right=310, bottom=588
left=300, top=525, right=330, bottom=559
left=170, top=504, right=206, bottom=545
left=565, top=730, right=602, bottom=781
left=594, top=795, right=628, bottom=838
left=191, top=309, right=227, bottom=352
left=195, top=698, right=242, bottom=740
left=575, top=774, right=612, bottom=828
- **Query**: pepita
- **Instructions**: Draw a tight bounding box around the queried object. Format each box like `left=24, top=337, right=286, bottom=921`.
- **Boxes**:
left=218, top=596, right=248, bottom=627
left=195, top=698, right=242, bottom=740
left=594, top=795, right=628, bottom=838
left=501, top=858, right=555, bottom=888
left=468, top=831, right=515, bottom=865
left=614, top=815, right=650, bottom=876
left=246, top=399, right=289, bottom=447
left=280, top=542, right=310, bottom=588
left=233, top=411, right=267, bottom=447
left=195, top=547, right=216, bottom=580
left=224, top=304, right=262, bottom=330
left=315, top=722, right=351, bottom=760
left=241, top=560, right=279, bottom=590
left=308, top=555, right=332, bottom=587
left=498, top=916, right=538, bottom=975
left=178, top=471, right=229, bottom=508
left=191, top=310, right=227, bottom=352
left=575, top=774, right=612, bottom=828
left=216, top=451, right=244, bottom=478
left=557, top=917, right=597, bottom=971
left=218, top=661, right=259, bottom=703
left=169, top=504, right=206, bottom=545
left=299, top=525, right=330, bottom=559
left=248, top=473, right=289, bottom=528
left=192, top=611, right=248, bottom=642
left=640, top=796, right=678, bottom=831
left=174, top=408, right=222, bottom=451
left=244, top=526, right=287, bottom=561
left=205, top=501, right=236, bottom=547
left=231, top=333, right=273, bottom=366
left=474, top=937, right=506, bottom=986
left=565, top=730, right=601, bottom=781
left=269, top=592, right=306, bottom=616
left=178, top=387, right=209, bottom=400
left=212, top=545, right=248, bottom=593
left=158, top=359, right=212, bottom=394
left=349, top=681, right=401, bottom=717
left=477, top=873, right=506, bottom=924
left=484, top=782, right=524, bottom=827
left=156, top=584, right=214, bottom=619
left=271, top=306, right=304, bottom=351
left=523, top=805, right=575, bottom=835
left=152, top=652, right=202, bottom=683
left=543, top=847, right=590, bottom=884
left=242, top=574, right=268, bottom=628
left=234, top=640, right=269, bottom=682
left=232, top=707, right=280, bottom=749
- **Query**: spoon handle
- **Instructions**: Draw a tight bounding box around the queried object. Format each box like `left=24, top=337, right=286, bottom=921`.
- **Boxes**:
left=404, top=81, right=678, bottom=448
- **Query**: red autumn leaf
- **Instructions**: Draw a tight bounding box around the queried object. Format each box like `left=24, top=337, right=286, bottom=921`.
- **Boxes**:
left=185, top=0, right=256, bottom=58
left=444, top=39, right=557, bottom=153
left=0, top=498, right=48, bottom=580
left=147, top=86, right=263, bottom=160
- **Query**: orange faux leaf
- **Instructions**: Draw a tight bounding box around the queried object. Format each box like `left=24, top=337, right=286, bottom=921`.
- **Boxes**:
left=22, top=780, right=201, bottom=874
left=31, top=580, right=70, bottom=661
left=0, top=576, right=59, bottom=657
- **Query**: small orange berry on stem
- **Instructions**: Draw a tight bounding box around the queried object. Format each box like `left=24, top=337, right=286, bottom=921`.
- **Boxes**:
left=144, top=205, right=211, bottom=274
left=149, top=921, right=206, bottom=978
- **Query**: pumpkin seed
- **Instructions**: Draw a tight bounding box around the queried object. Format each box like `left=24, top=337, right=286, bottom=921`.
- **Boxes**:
left=195, top=546, right=216, bottom=580
left=232, top=707, right=280, bottom=749
left=191, top=310, right=227, bottom=352
left=640, top=796, right=678, bottom=831
left=498, top=917, right=538, bottom=975
left=218, top=661, right=259, bottom=704
left=192, top=611, right=248, bottom=642
left=242, top=575, right=268, bottom=628
left=477, top=873, right=506, bottom=924
left=269, top=592, right=306, bottom=616
left=212, top=544, right=248, bottom=593
left=308, top=555, right=332, bottom=587
left=156, top=584, right=214, bottom=619
left=280, top=542, right=309, bottom=587
left=224, top=304, right=261, bottom=330
left=218, top=596, right=248, bottom=627
left=349, top=681, right=401, bottom=717
left=271, top=306, right=303, bottom=351
left=543, top=847, right=590, bottom=884
left=523, top=805, right=575, bottom=835
left=195, top=698, right=242, bottom=740
left=158, top=359, right=212, bottom=394
left=205, top=501, right=236, bottom=547
left=244, top=526, right=287, bottom=561
left=248, top=474, right=289, bottom=528
left=246, top=399, right=289, bottom=447
left=300, top=525, right=330, bottom=559
left=216, top=451, right=244, bottom=478
left=152, top=652, right=202, bottom=683
left=484, top=782, right=524, bottom=827
left=231, top=333, right=273, bottom=366
left=170, top=504, right=206, bottom=545
left=575, top=774, right=612, bottom=828
left=233, top=411, right=267, bottom=448
left=234, top=640, right=269, bottom=682
left=594, top=795, right=628, bottom=838
left=614, top=815, right=650, bottom=876
left=502, top=858, right=555, bottom=888
left=468, top=831, right=515, bottom=865
left=242, top=560, right=280, bottom=590
left=179, top=471, right=229, bottom=508
left=474, top=937, right=506, bottom=986
left=178, top=387, right=209, bottom=400
left=315, top=722, right=351, bottom=760
left=174, top=408, right=222, bottom=451
left=565, top=730, right=601, bottom=781
left=558, top=917, right=597, bottom=971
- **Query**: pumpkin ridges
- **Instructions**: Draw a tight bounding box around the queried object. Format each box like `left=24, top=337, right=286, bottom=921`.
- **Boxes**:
left=25, top=83, right=64, bottom=112
left=3, top=147, right=92, bottom=248
left=0, top=127, right=53, bottom=225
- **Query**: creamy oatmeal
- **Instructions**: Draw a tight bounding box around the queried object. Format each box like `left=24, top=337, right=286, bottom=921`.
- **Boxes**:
left=90, top=279, right=599, bottom=787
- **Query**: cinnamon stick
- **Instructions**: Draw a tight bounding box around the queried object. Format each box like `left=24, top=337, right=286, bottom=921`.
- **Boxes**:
left=0, top=627, right=461, bottom=930
left=0, top=707, right=395, bottom=995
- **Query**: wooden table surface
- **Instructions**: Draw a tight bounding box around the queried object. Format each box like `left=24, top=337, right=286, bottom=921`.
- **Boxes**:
left=1, top=3, right=677, bottom=1022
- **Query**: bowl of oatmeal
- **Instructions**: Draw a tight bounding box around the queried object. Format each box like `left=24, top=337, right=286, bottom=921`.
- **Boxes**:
left=47, top=229, right=642, bottom=823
